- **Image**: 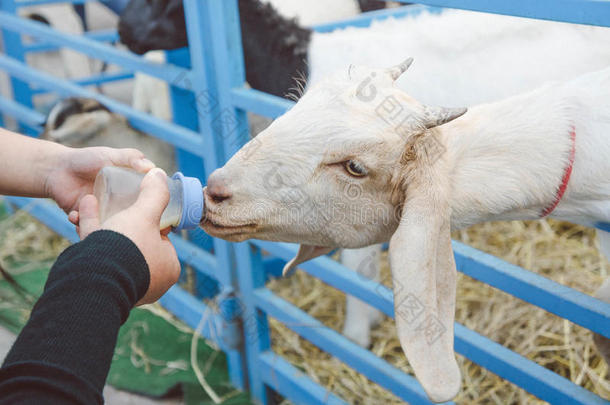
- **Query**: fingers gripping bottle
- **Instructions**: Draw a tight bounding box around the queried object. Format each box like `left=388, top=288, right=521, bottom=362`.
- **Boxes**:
left=93, top=167, right=204, bottom=230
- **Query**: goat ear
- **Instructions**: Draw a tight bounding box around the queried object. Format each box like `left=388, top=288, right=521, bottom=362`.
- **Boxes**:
left=422, top=106, right=467, bottom=129
left=283, top=245, right=333, bottom=276
left=389, top=176, right=460, bottom=403
left=387, top=57, right=414, bottom=81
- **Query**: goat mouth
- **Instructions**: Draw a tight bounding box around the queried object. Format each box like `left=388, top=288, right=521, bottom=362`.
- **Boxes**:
left=200, top=216, right=257, bottom=238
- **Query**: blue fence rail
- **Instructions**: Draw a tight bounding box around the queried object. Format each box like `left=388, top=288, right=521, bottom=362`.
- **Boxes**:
left=1, top=0, right=609, bottom=404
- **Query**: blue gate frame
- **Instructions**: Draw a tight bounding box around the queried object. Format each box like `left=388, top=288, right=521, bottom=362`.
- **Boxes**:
left=1, top=0, right=610, bottom=404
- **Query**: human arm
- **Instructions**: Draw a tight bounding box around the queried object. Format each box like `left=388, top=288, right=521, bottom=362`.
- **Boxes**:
left=0, top=128, right=154, bottom=213
left=0, top=169, right=180, bottom=404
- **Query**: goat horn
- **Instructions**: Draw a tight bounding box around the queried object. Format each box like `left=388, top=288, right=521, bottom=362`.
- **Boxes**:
left=388, top=57, right=414, bottom=81
left=422, top=106, right=468, bottom=129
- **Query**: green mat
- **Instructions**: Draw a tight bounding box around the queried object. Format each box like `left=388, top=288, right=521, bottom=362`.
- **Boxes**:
left=0, top=265, right=252, bottom=405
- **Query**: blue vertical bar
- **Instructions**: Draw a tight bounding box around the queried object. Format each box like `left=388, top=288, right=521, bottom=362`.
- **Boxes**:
left=183, top=0, right=247, bottom=390
left=187, top=0, right=271, bottom=401
left=166, top=47, right=216, bottom=296
left=0, top=0, right=35, bottom=136
left=166, top=48, right=206, bottom=179
left=185, top=0, right=250, bottom=161
left=236, top=243, right=272, bottom=403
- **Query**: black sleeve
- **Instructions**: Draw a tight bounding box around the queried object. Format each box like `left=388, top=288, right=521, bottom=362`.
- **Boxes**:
left=0, top=230, right=150, bottom=405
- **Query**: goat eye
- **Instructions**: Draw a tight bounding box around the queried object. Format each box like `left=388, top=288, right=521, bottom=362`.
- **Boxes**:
left=344, top=160, right=368, bottom=177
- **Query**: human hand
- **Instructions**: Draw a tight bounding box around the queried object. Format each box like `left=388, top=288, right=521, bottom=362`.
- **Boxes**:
left=74, top=168, right=180, bottom=305
left=44, top=146, right=155, bottom=214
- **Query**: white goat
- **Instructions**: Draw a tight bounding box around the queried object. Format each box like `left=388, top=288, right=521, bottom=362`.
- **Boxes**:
left=302, top=9, right=610, bottom=349
left=42, top=97, right=175, bottom=172
left=129, top=6, right=610, bottom=349
left=201, top=59, right=610, bottom=402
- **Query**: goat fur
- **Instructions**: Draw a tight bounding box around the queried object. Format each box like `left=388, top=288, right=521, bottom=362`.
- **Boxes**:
left=202, top=62, right=610, bottom=402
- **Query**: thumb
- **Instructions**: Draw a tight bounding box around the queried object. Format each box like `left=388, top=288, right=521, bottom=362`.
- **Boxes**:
left=78, top=194, right=101, bottom=239
left=133, top=168, right=169, bottom=224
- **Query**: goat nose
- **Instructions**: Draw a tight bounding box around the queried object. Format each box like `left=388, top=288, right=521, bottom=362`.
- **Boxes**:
left=206, top=170, right=232, bottom=203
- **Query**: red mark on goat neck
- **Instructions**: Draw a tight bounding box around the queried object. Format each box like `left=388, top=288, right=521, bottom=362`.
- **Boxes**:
left=541, top=127, right=576, bottom=218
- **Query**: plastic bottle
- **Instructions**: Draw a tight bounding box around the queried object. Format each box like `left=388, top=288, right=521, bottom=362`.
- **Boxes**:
left=93, top=166, right=204, bottom=230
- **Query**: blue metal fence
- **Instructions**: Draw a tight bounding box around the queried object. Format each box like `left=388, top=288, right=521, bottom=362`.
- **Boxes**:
left=1, top=0, right=609, bottom=404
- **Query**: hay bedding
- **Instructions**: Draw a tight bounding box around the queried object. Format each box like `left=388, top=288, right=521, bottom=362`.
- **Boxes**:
left=267, top=219, right=610, bottom=404
left=0, top=206, right=69, bottom=272
left=0, top=203, right=69, bottom=330
left=1, top=201, right=609, bottom=403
